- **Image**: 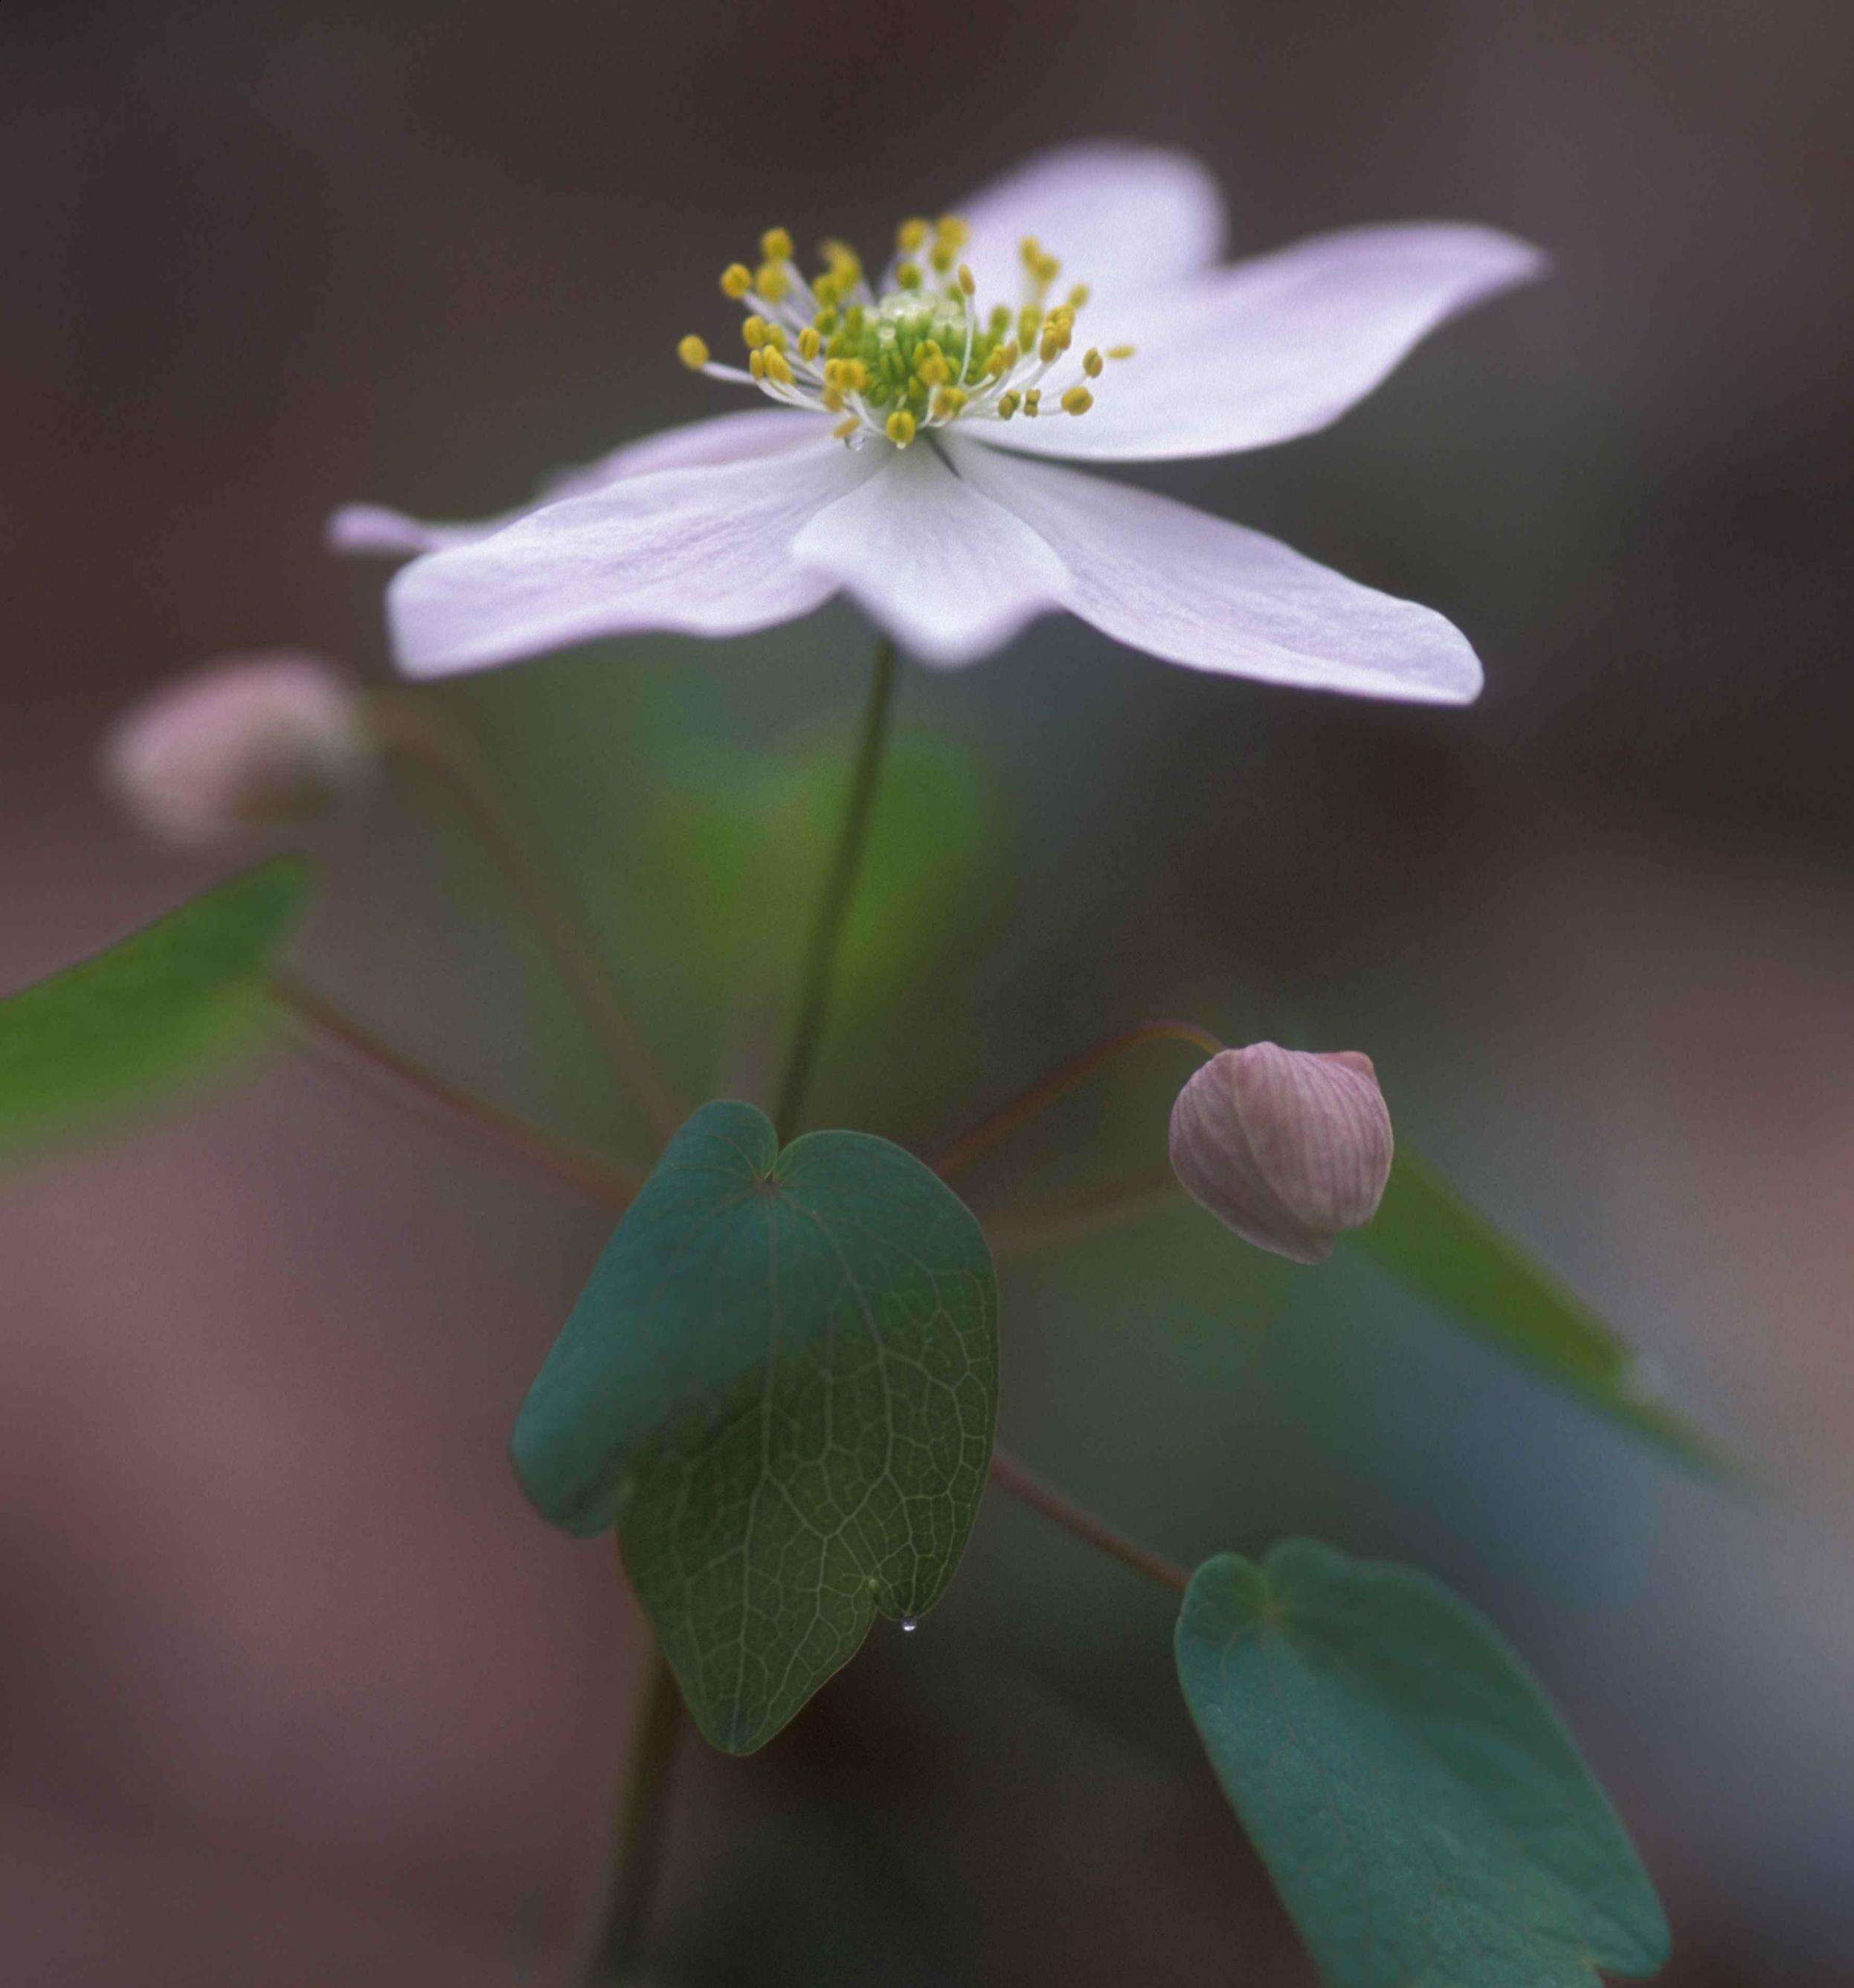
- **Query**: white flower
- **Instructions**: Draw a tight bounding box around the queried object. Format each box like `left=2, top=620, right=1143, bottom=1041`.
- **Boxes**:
left=101, top=652, right=366, bottom=844
left=332, top=144, right=1545, bottom=698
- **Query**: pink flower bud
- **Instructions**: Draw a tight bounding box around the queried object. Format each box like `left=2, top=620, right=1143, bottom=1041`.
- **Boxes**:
left=101, top=652, right=367, bottom=845
left=1168, top=1043, right=1394, bottom=1264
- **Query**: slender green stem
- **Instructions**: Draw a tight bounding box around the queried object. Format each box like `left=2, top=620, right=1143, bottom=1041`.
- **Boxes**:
left=988, top=1446, right=1190, bottom=1595
left=267, top=971, right=643, bottom=1205
left=770, top=637, right=901, bottom=1145
left=364, top=690, right=685, bottom=1147
left=935, top=1020, right=1225, bottom=1182
left=596, top=1610, right=688, bottom=1977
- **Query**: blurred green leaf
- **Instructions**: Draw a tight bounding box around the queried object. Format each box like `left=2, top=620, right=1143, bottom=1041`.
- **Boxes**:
left=640, top=725, right=999, bottom=1023
left=512, top=1098, right=997, bottom=1754
left=1175, top=1540, right=1669, bottom=1988
left=1355, top=1154, right=1734, bottom=1476
left=0, top=858, right=315, bottom=1162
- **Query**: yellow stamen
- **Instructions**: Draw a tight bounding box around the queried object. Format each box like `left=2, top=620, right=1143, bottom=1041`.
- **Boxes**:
left=1107, top=344, right=1136, bottom=360
left=1061, top=385, right=1093, bottom=415
left=721, top=263, right=753, bottom=299
left=996, top=390, right=1020, bottom=419
left=1083, top=347, right=1104, bottom=378
left=676, top=334, right=709, bottom=370
left=931, top=385, right=968, bottom=419
left=832, top=414, right=859, bottom=440
left=760, top=226, right=794, bottom=263
left=741, top=315, right=769, bottom=350
left=957, top=263, right=976, bottom=296
left=762, top=348, right=794, bottom=386
left=1023, top=387, right=1041, bottom=417
left=895, top=261, right=922, bottom=290
left=756, top=261, right=789, bottom=303
left=1066, top=283, right=1090, bottom=309
left=896, top=218, right=930, bottom=253
left=748, top=348, right=767, bottom=382
left=797, top=326, right=821, bottom=361
left=886, top=409, right=917, bottom=446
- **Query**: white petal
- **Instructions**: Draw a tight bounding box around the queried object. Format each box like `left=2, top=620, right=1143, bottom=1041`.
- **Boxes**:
left=386, top=436, right=875, bottom=679
left=953, top=142, right=1226, bottom=309
left=788, top=444, right=1068, bottom=667
left=329, top=410, right=829, bottom=559
left=948, top=442, right=1483, bottom=703
left=968, top=222, right=1547, bottom=463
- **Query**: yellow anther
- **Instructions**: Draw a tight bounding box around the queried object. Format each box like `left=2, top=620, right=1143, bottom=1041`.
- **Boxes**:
left=897, top=218, right=930, bottom=253
left=748, top=348, right=767, bottom=381
left=886, top=409, right=917, bottom=446
left=843, top=358, right=868, bottom=391
left=756, top=261, right=789, bottom=302
left=831, top=414, right=860, bottom=440
left=812, top=271, right=841, bottom=308
left=936, top=213, right=970, bottom=248
left=1107, top=344, right=1136, bottom=360
left=1023, top=387, right=1041, bottom=417
left=957, top=263, right=976, bottom=295
left=822, top=237, right=862, bottom=276
left=982, top=344, right=1013, bottom=380
left=931, top=385, right=968, bottom=419
left=763, top=347, right=794, bottom=385
left=1083, top=347, right=1104, bottom=377
left=741, top=315, right=769, bottom=350
left=1066, top=283, right=1090, bottom=309
left=822, top=386, right=846, bottom=412
left=895, top=261, right=922, bottom=290
left=1019, top=235, right=1043, bottom=267
left=676, top=334, right=709, bottom=370
left=761, top=322, right=788, bottom=352
left=996, top=390, right=1020, bottom=419
left=1039, top=329, right=1066, bottom=364
left=1060, top=385, right=1093, bottom=415
left=721, top=263, right=753, bottom=299
left=797, top=326, right=821, bottom=361
left=1017, top=304, right=1042, bottom=344
left=760, top=226, right=794, bottom=263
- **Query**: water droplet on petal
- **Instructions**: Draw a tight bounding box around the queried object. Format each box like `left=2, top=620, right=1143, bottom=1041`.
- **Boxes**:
left=899, top=1618, right=918, bottom=1634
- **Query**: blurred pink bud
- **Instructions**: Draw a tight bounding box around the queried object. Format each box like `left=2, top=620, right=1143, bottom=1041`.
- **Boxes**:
left=1168, top=1043, right=1394, bottom=1264
left=101, top=652, right=367, bottom=845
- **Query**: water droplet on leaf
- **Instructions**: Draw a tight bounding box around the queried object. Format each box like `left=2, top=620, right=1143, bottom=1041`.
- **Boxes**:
left=900, top=1618, right=918, bottom=1634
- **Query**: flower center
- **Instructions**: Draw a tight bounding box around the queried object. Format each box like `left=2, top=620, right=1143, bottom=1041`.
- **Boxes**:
left=675, top=215, right=1133, bottom=448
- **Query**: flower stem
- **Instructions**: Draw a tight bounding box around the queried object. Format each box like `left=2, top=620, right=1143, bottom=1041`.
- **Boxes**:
left=770, top=637, right=901, bottom=1145
left=985, top=1167, right=1181, bottom=1262
left=596, top=1605, right=687, bottom=1977
left=988, top=1446, right=1190, bottom=1595
left=935, top=1020, right=1225, bottom=1181
left=266, top=970, right=643, bottom=1205
left=364, top=690, right=684, bottom=1147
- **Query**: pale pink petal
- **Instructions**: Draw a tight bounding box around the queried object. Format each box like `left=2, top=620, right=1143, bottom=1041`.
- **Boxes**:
left=947, top=441, right=1482, bottom=703
left=788, top=445, right=1068, bottom=667
left=386, top=436, right=874, bottom=679
left=1169, top=1045, right=1393, bottom=1264
left=968, top=222, right=1546, bottom=463
left=1231, top=1044, right=1394, bottom=1233
left=329, top=410, right=830, bottom=559
left=101, top=652, right=365, bottom=845
left=953, top=142, right=1226, bottom=309
left=1168, top=1051, right=1330, bottom=1265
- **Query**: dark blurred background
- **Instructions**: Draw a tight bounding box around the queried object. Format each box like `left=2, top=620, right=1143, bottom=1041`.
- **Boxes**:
left=4, top=1, right=1852, bottom=1982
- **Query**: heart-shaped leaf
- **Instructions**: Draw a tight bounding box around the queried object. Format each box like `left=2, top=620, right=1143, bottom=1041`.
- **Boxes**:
left=1176, top=1540, right=1668, bottom=1988
left=512, top=1099, right=998, bottom=1754
left=1357, top=1153, right=1734, bottom=1476
left=0, top=858, right=315, bottom=1163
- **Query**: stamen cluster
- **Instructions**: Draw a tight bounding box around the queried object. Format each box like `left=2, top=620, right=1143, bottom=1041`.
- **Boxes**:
left=677, top=215, right=1132, bottom=448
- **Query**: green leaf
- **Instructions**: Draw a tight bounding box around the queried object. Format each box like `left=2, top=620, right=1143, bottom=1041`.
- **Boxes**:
left=1175, top=1540, right=1670, bottom=1988
left=512, top=1099, right=998, bottom=1754
left=1356, top=1153, right=1735, bottom=1477
left=0, top=858, right=315, bottom=1162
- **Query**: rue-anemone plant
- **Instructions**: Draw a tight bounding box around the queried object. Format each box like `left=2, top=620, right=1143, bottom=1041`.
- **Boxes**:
left=10, top=143, right=1743, bottom=1987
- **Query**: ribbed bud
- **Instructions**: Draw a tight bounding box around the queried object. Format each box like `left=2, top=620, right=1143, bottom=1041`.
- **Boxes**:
left=101, top=652, right=367, bottom=845
left=1168, top=1043, right=1393, bottom=1264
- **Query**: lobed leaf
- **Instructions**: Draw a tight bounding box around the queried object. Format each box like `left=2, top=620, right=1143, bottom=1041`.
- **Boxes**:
left=1176, top=1540, right=1669, bottom=1988
left=512, top=1099, right=997, bottom=1754
left=0, top=858, right=315, bottom=1162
